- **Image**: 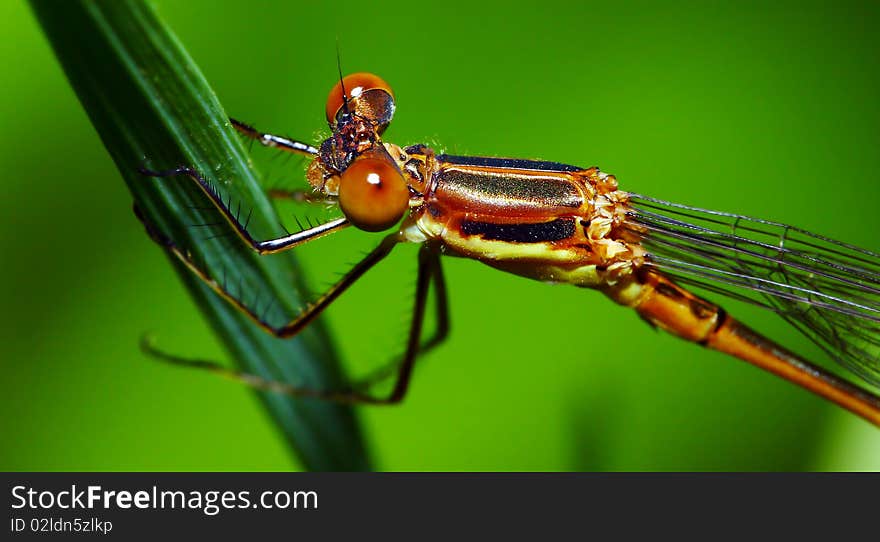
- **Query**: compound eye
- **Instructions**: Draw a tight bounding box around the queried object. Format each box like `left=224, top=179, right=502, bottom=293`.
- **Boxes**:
left=326, top=72, right=396, bottom=132
left=338, top=151, right=409, bottom=232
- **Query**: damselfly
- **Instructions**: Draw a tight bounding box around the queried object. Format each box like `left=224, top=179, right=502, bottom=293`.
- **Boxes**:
left=139, top=72, right=880, bottom=427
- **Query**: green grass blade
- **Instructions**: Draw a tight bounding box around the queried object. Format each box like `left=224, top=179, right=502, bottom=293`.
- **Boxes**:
left=30, top=0, right=371, bottom=471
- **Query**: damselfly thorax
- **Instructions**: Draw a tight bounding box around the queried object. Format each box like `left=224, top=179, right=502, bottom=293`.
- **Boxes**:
left=139, top=72, right=880, bottom=428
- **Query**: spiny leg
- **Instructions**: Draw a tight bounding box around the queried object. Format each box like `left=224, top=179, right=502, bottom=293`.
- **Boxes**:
left=354, top=249, right=449, bottom=389
left=141, top=333, right=379, bottom=404
left=369, top=243, right=437, bottom=403
left=230, top=118, right=333, bottom=205
left=141, top=220, right=435, bottom=404
left=230, top=118, right=318, bottom=156
left=138, top=165, right=349, bottom=254
left=134, top=204, right=397, bottom=339
left=421, top=250, right=450, bottom=354
left=267, top=187, right=336, bottom=205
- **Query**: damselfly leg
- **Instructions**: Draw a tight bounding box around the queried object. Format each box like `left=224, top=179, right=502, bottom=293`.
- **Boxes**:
left=230, top=118, right=318, bottom=157
left=230, top=120, right=335, bottom=204
left=135, top=197, right=448, bottom=403
left=137, top=165, right=349, bottom=254
left=266, top=188, right=337, bottom=205
left=354, top=247, right=449, bottom=391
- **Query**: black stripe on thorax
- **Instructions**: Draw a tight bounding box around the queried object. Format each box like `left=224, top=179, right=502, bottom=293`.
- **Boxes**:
left=460, top=217, right=576, bottom=243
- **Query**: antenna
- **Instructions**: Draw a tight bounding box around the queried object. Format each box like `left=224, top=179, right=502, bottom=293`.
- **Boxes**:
left=335, top=38, right=350, bottom=119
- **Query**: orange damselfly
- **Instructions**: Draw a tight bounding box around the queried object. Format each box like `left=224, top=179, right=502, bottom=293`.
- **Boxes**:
left=138, top=72, right=880, bottom=427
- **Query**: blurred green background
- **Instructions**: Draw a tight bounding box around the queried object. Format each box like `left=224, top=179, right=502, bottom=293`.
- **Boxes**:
left=2, top=0, right=879, bottom=471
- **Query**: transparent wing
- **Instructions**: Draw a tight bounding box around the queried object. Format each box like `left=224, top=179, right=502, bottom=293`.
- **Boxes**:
left=624, top=194, right=880, bottom=386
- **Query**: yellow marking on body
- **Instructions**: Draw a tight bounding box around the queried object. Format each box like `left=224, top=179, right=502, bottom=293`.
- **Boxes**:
left=414, top=212, right=610, bottom=286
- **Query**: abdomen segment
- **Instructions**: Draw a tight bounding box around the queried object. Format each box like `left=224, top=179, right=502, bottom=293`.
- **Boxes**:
left=607, top=270, right=880, bottom=426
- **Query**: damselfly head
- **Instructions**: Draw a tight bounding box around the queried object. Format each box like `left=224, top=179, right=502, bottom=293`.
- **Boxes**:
left=307, top=72, right=409, bottom=231
left=326, top=72, right=396, bottom=134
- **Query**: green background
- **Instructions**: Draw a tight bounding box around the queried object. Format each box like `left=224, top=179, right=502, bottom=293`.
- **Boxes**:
left=2, top=0, right=879, bottom=470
